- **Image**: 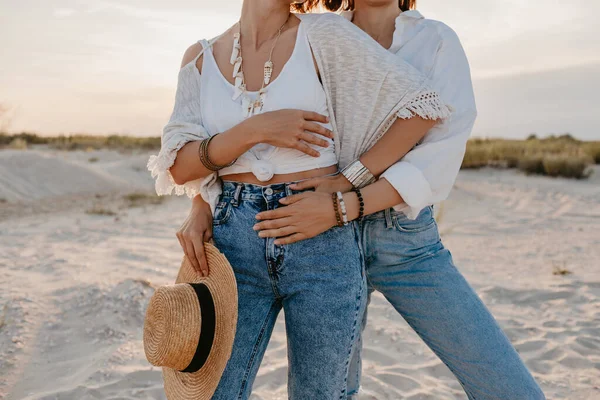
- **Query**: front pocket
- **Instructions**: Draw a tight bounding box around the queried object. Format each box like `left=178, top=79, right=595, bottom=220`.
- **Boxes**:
left=212, top=200, right=232, bottom=226
left=392, top=206, right=436, bottom=233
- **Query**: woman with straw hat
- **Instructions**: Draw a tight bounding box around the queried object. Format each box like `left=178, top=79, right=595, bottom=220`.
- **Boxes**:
left=147, top=0, right=450, bottom=397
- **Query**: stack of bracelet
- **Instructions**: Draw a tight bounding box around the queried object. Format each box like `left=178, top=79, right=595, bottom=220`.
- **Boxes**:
left=352, top=188, right=365, bottom=219
left=332, top=190, right=365, bottom=226
left=198, top=134, right=237, bottom=171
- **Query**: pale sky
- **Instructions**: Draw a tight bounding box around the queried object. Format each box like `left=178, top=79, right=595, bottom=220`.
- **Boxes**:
left=1, top=0, right=599, bottom=139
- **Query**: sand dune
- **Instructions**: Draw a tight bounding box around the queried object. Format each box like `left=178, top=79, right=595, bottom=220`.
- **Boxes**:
left=0, top=149, right=152, bottom=202
left=1, top=149, right=599, bottom=399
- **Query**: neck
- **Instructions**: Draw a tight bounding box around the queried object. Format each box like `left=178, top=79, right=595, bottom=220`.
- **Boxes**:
left=240, top=0, right=291, bottom=49
left=352, top=1, right=400, bottom=48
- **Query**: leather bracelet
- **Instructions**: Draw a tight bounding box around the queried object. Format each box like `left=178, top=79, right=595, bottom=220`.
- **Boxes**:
left=331, top=193, right=343, bottom=227
left=198, top=134, right=237, bottom=171
left=341, top=159, right=375, bottom=189
left=352, top=188, right=365, bottom=220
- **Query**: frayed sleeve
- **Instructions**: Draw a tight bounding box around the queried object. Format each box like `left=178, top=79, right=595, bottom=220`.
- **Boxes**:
left=396, top=89, right=453, bottom=121
left=147, top=61, right=214, bottom=198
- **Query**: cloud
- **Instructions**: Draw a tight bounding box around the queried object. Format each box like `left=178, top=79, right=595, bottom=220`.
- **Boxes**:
left=53, top=8, right=77, bottom=18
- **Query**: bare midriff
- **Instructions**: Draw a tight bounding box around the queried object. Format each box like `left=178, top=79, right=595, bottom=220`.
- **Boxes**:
left=220, top=165, right=338, bottom=186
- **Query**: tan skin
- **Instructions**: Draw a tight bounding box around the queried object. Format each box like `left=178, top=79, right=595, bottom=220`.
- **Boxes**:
left=176, top=0, right=436, bottom=274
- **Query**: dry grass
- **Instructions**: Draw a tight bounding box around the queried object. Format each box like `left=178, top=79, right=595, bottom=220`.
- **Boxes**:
left=552, top=262, right=573, bottom=276
left=583, top=142, right=600, bottom=164
left=0, top=304, right=7, bottom=331
left=542, top=155, right=592, bottom=179
left=2, top=132, right=597, bottom=179
left=85, top=207, right=117, bottom=216
left=123, top=192, right=165, bottom=208
left=463, top=135, right=597, bottom=179
left=0, top=133, right=160, bottom=151
left=8, top=138, right=28, bottom=150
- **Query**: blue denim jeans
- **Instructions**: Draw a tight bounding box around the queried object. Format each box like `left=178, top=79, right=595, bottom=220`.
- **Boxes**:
left=211, top=181, right=366, bottom=400
left=347, top=206, right=545, bottom=399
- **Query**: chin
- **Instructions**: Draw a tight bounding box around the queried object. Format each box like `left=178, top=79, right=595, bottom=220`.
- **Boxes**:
left=360, top=0, right=397, bottom=7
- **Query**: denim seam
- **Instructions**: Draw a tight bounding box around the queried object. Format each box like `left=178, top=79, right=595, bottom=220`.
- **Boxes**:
left=339, top=279, right=363, bottom=400
left=384, top=208, right=394, bottom=229
left=237, top=301, right=280, bottom=399
left=213, top=200, right=233, bottom=226
left=265, top=239, right=282, bottom=299
left=339, top=223, right=366, bottom=399
left=392, top=218, right=436, bottom=233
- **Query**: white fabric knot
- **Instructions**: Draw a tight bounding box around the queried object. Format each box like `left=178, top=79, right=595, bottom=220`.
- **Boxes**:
left=251, top=160, right=274, bottom=182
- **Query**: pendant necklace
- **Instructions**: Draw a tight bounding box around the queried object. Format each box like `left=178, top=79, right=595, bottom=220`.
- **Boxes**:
left=230, top=16, right=289, bottom=117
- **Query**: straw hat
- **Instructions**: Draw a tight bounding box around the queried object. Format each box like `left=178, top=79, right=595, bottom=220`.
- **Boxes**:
left=143, top=243, right=237, bottom=400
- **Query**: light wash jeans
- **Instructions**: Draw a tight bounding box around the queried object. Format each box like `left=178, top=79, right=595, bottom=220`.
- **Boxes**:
left=347, top=206, right=545, bottom=399
left=211, top=181, right=366, bottom=400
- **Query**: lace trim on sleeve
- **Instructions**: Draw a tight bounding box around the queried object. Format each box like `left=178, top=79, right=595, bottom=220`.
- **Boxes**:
left=396, top=91, right=453, bottom=121
left=147, top=136, right=207, bottom=198
left=147, top=48, right=208, bottom=198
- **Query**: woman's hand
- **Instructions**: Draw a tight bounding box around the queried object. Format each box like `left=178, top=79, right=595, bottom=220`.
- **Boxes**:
left=253, top=191, right=338, bottom=245
left=176, top=195, right=214, bottom=276
left=289, top=173, right=353, bottom=194
left=244, top=110, right=333, bottom=157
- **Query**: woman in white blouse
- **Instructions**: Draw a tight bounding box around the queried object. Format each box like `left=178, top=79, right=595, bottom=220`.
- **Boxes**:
left=256, top=0, right=545, bottom=398
left=178, top=0, right=545, bottom=398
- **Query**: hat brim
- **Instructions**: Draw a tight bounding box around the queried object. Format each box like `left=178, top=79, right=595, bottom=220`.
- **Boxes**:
left=162, top=243, right=237, bottom=400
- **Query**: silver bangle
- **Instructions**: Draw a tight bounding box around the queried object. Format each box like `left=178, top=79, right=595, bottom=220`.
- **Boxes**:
left=341, top=159, right=375, bottom=189
left=336, top=192, right=349, bottom=226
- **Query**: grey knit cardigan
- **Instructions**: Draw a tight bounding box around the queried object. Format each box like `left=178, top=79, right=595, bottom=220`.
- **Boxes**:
left=148, top=12, right=451, bottom=211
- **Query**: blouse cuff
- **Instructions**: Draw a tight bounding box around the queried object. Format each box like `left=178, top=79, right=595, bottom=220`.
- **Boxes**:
left=147, top=138, right=208, bottom=198
left=381, top=161, right=433, bottom=220
left=396, top=90, right=453, bottom=121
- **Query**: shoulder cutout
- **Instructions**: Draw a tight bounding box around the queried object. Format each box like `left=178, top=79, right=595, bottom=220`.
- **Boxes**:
left=181, top=42, right=204, bottom=73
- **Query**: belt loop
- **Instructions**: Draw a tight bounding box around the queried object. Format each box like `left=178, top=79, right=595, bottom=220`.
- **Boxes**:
left=231, top=183, right=242, bottom=207
left=285, top=184, right=293, bottom=197
left=384, top=208, right=394, bottom=229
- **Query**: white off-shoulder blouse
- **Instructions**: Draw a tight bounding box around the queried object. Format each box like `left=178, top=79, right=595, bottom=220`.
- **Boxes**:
left=148, top=12, right=451, bottom=213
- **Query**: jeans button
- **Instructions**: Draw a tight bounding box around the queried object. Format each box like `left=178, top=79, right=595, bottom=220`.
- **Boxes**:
left=265, top=188, right=274, bottom=195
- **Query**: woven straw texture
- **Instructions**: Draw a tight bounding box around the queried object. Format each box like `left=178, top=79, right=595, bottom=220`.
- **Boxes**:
left=143, top=243, right=237, bottom=400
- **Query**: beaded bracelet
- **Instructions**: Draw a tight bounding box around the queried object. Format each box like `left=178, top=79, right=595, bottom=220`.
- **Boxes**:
left=331, top=193, right=343, bottom=227
left=198, top=134, right=237, bottom=171
left=352, top=188, right=365, bottom=220
left=336, top=192, right=349, bottom=226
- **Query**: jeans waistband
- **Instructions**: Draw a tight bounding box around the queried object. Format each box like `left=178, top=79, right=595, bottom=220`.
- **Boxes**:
left=221, top=181, right=298, bottom=202
left=221, top=172, right=339, bottom=205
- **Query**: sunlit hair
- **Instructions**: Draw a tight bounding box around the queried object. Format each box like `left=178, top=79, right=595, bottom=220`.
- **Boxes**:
left=292, top=0, right=417, bottom=13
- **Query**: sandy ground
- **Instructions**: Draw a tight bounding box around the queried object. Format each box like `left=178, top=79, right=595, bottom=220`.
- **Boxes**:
left=1, top=149, right=599, bottom=400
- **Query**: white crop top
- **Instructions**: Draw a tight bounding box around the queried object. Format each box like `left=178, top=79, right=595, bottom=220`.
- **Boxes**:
left=199, top=20, right=337, bottom=182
